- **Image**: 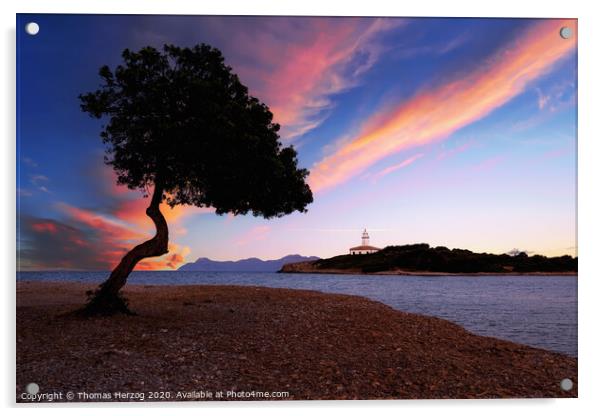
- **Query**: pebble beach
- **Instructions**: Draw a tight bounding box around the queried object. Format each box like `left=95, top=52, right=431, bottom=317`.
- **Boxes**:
left=16, top=281, right=577, bottom=401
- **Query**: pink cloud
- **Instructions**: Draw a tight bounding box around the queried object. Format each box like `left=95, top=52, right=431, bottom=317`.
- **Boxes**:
left=235, top=225, right=271, bottom=246
left=229, top=17, right=403, bottom=140
left=31, top=221, right=59, bottom=234
left=373, top=153, right=424, bottom=180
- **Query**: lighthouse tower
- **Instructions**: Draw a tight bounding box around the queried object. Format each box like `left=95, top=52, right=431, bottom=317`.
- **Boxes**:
left=362, top=229, right=370, bottom=245
left=349, top=228, right=381, bottom=255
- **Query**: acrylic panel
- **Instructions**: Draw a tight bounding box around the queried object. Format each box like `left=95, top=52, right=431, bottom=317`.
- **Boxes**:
left=16, top=14, right=577, bottom=402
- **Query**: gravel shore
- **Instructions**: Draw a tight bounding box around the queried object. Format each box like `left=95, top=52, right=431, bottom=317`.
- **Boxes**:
left=16, top=281, right=577, bottom=401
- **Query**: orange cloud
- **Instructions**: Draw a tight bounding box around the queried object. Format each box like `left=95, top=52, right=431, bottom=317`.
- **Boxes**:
left=309, top=19, right=577, bottom=192
left=112, top=193, right=214, bottom=237
left=138, top=243, right=191, bottom=270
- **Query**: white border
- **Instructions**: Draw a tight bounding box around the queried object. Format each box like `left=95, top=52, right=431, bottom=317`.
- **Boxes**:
left=3, top=1, right=601, bottom=415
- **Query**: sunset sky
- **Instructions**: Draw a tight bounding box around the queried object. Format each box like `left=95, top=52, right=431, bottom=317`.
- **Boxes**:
left=17, top=15, right=577, bottom=271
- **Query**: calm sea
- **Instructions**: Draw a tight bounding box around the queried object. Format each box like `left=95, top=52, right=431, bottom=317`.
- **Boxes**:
left=17, top=271, right=577, bottom=357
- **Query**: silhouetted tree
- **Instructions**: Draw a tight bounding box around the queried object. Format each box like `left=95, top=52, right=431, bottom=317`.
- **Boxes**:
left=79, top=44, right=313, bottom=315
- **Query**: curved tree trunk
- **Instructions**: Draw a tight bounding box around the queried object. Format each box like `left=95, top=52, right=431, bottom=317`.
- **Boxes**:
left=81, top=183, right=169, bottom=316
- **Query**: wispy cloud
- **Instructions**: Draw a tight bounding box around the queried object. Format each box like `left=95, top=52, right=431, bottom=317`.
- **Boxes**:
left=512, top=81, right=576, bottom=133
left=392, top=32, right=469, bottom=59
left=57, top=202, right=145, bottom=243
left=436, top=140, right=477, bottom=161
left=536, top=88, right=551, bottom=110
left=22, top=157, right=38, bottom=167
left=471, top=155, right=505, bottom=173
left=29, top=174, right=48, bottom=184
left=309, top=19, right=577, bottom=193
left=228, top=17, right=404, bottom=140
left=235, top=225, right=271, bottom=246
left=29, top=174, right=51, bottom=193
left=536, top=80, right=575, bottom=112
left=372, top=153, right=424, bottom=180
left=17, top=188, right=33, bottom=197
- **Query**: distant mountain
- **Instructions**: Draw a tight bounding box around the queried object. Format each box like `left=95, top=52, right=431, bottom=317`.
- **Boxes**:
left=178, top=254, right=320, bottom=272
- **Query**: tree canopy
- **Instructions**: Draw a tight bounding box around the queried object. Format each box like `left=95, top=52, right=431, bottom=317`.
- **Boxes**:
left=80, top=44, right=313, bottom=218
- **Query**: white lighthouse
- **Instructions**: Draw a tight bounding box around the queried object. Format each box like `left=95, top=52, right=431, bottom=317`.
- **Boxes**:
left=362, top=229, right=370, bottom=246
left=349, top=229, right=381, bottom=255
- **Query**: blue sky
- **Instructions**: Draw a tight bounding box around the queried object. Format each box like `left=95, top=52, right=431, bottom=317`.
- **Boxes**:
left=16, top=15, right=577, bottom=270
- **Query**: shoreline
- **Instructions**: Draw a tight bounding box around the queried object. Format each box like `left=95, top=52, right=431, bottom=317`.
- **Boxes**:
left=17, top=281, right=577, bottom=400
left=279, top=266, right=577, bottom=277
left=17, top=270, right=578, bottom=277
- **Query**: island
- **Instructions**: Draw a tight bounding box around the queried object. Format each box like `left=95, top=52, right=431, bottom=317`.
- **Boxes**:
left=279, top=244, right=577, bottom=275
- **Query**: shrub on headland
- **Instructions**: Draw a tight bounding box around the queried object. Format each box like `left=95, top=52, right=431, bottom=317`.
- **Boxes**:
left=313, top=244, right=577, bottom=274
